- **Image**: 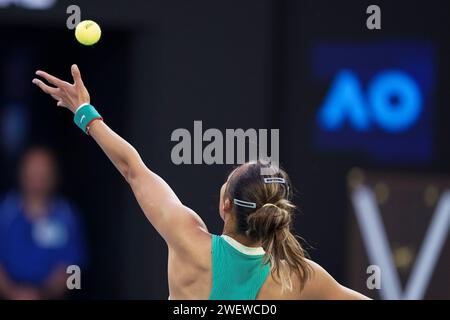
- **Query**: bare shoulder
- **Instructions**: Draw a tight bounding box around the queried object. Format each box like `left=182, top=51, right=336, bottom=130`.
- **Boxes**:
left=300, top=259, right=370, bottom=300
left=166, top=206, right=212, bottom=299
left=166, top=204, right=212, bottom=265
left=161, top=202, right=209, bottom=242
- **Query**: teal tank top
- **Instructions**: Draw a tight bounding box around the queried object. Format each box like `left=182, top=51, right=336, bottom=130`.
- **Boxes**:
left=209, top=234, right=271, bottom=300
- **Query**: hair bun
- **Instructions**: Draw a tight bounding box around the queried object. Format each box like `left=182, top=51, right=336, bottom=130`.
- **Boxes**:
left=246, top=199, right=293, bottom=239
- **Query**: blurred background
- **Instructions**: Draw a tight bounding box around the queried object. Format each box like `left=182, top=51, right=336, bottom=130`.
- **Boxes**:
left=0, top=0, right=449, bottom=299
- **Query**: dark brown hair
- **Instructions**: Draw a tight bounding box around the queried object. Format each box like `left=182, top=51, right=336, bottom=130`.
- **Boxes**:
left=225, top=161, right=311, bottom=291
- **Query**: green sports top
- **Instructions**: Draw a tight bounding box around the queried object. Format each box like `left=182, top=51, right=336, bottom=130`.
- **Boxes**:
left=209, top=234, right=271, bottom=300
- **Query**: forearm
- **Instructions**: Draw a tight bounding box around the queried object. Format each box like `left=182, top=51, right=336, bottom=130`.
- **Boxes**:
left=88, top=120, right=142, bottom=181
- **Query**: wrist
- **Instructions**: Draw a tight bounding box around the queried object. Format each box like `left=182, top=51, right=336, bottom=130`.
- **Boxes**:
left=87, top=117, right=102, bottom=134
left=73, top=104, right=103, bottom=135
left=74, top=102, right=91, bottom=114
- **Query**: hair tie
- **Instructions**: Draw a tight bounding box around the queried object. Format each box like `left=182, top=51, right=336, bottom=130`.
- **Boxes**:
left=262, top=203, right=279, bottom=209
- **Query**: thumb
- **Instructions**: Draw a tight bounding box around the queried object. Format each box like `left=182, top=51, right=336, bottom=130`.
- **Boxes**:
left=71, top=64, right=84, bottom=86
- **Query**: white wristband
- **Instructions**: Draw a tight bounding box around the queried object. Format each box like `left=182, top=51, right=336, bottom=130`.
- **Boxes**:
left=75, top=103, right=90, bottom=114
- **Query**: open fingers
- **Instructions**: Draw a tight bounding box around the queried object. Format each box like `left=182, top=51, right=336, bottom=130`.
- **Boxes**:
left=35, top=70, right=66, bottom=88
left=32, top=78, right=59, bottom=95
left=71, top=64, right=84, bottom=87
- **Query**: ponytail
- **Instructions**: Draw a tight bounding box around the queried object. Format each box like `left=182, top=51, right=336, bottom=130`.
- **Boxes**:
left=246, top=199, right=310, bottom=291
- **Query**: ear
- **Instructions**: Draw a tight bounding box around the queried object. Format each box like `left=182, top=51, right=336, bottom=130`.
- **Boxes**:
left=223, top=198, right=232, bottom=213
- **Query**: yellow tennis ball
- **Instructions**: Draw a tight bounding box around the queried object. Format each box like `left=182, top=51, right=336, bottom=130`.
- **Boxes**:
left=75, top=20, right=101, bottom=46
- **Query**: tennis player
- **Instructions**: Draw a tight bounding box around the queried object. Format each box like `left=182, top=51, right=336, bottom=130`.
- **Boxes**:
left=32, top=65, right=369, bottom=300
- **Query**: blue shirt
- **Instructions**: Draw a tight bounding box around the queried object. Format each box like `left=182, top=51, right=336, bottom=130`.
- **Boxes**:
left=0, top=192, right=86, bottom=285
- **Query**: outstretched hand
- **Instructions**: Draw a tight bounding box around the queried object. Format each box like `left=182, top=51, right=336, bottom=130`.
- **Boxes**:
left=32, top=64, right=90, bottom=114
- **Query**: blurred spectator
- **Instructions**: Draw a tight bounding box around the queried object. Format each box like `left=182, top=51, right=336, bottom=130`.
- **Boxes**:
left=0, top=147, right=86, bottom=300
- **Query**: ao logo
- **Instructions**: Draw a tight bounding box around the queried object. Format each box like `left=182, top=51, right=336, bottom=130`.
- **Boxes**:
left=318, top=70, right=423, bottom=133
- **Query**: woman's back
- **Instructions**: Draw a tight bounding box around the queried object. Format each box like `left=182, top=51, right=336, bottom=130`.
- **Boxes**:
left=168, top=230, right=370, bottom=300
left=167, top=231, right=306, bottom=300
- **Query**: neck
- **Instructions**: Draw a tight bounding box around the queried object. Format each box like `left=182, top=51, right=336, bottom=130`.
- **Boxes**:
left=222, top=229, right=262, bottom=248
left=23, top=194, right=49, bottom=218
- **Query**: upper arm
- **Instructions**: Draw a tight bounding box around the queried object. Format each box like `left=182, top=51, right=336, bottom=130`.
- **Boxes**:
left=127, top=160, right=208, bottom=247
left=301, top=260, right=370, bottom=300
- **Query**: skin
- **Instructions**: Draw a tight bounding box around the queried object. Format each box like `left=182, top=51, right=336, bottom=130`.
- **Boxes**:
left=32, top=65, right=369, bottom=300
left=0, top=150, right=70, bottom=300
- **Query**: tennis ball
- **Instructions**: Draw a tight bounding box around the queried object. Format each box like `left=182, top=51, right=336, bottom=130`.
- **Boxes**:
left=75, top=20, right=101, bottom=46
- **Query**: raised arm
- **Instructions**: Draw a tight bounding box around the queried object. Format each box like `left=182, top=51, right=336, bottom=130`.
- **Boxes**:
left=32, top=65, right=208, bottom=246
